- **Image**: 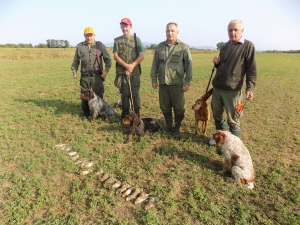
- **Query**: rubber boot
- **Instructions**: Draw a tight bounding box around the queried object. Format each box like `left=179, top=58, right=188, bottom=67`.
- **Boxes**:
left=121, top=95, right=130, bottom=120
left=230, top=126, right=241, bottom=138
left=162, top=112, right=173, bottom=134
left=81, top=100, right=90, bottom=120
left=215, top=119, right=227, bottom=131
left=173, top=114, right=184, bottom=139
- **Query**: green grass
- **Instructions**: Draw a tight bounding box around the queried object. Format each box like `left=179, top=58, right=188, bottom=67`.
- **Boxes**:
left=0, top=50, right=299, bottom=224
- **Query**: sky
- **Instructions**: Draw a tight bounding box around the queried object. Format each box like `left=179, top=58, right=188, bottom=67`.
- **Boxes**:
left=0, top=0, right=300, bottom=51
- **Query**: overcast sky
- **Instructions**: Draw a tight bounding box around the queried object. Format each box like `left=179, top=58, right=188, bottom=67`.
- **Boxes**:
left=0, top=0, right=299, bottom=50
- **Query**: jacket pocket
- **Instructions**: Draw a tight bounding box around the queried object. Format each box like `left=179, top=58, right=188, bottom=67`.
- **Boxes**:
left=170, top=53, right=181, bottom=63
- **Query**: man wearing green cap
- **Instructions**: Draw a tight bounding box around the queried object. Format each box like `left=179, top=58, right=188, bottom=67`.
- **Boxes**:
left=150, top=22, right=193, bottom=139
left=71, top=26, right=112, bottom=120
left=113, top=18, right=145, bottom=119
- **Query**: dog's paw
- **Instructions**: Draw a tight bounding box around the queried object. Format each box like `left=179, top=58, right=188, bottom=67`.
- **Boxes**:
left=218, top=170, right=225, bottom=175
left=245, top=182, right=254, bottom=189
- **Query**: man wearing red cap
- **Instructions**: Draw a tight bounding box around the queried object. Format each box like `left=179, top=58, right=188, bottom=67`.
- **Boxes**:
left=71, top=27, right=112, bottom=120
left=113, top=18, right=145, bottom=119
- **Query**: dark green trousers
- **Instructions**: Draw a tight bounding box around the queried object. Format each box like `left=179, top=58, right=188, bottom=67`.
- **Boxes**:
left=120, top=74, right=140, bottom=118
left=80, top=74, right=104, bottom=115
left=159, top=84, right=185, bottom=116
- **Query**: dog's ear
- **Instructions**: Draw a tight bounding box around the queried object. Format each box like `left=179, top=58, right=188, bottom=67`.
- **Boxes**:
left=133, top=114, right=141, bottom=126
left=213, top=131, right=226, bottom=146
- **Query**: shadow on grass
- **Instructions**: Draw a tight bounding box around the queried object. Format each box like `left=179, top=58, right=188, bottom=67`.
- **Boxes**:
left=17, top=98, right=80, bottom=116
left=153, top=137, right=223, bottom=173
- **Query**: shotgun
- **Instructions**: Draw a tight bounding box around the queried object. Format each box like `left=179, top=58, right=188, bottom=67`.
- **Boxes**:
left=133, top=33, right=142, bottom=74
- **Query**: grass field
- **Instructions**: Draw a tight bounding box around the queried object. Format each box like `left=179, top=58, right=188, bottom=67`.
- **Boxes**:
left=0, top=49, right=299, bottom=225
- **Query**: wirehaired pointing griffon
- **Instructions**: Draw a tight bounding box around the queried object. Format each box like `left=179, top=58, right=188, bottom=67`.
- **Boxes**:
left=212, top=130, right=255, bottom=189
left=80, top=89, right=115, bottom=120
left=191, top=88, right=213, bottom=136
left=122, top=113, right=160, bottom=144
left=122, top=113, right=145, bottom=144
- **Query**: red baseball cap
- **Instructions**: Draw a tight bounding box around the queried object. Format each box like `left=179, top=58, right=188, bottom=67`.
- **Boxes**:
left=120, top=18, right=132, bottom=25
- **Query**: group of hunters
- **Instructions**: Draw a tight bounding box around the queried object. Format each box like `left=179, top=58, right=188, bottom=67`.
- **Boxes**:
left=71, top=18, right=257, bottom=141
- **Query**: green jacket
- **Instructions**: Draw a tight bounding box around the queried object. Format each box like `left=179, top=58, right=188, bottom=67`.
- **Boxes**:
left=113, top=35, right=144, bottom=76
left=212, top=39, right=257, bottom=92
left=71, top=41, right=112, bottom=75
left=150, top=39, right=193, bottom=86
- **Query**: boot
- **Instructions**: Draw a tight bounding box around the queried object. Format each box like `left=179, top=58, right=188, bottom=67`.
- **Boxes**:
left=215, top=119, right=227, bottom=131
left=121, top=95, right=130, bottom=120
left=162, top=112, right=173, bottom=134
left=230, top=126, right=241, bottom=138
left=173, top=114, right=184, bottom=138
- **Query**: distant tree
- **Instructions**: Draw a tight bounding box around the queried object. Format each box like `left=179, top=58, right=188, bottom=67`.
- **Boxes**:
left=216, top=42, right=225, bottom=50
left=148, top=44, right=157, bottom=49
left=64, top=40, right=70, bottom=48
left=46, top=39, right=70, bottom=48
left=34, top=43, right=48, bottom=48
left=5, top=43, right=18, bottom=48
left=18, top=43, right=26, bottom=48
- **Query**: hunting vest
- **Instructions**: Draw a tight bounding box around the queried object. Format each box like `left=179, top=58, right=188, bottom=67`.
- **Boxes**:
left=76, top=41, right=103, bottom=75
left=157, top=41, right=187, bottom=85
left=114, top=35, right=140, bottom=76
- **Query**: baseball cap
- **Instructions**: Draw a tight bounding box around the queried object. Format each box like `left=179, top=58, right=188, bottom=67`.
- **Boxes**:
left=120, top=18, right=132, bottom=25
left=84, top=27, right=94, bottom=34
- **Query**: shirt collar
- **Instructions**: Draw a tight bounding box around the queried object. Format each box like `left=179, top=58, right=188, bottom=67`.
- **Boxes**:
left=84, top=40, right=96, bottom=46
left=237, top=36, right=244, bottom=44
left=165, top=39, right=179, bottom=46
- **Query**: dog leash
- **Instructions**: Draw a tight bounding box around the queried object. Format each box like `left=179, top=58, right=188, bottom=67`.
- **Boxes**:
left=205, top=66, right=215, bottom=93
left=127, top=75, right=135, bottom=113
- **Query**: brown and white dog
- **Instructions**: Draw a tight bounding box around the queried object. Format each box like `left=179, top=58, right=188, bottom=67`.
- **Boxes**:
left=212, top=130, right=255, bottom=189
left=191, top=88, right=213, bottom=136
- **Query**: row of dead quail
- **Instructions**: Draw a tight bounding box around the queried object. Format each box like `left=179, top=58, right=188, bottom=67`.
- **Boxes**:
left=55, top=143, right=155, bottom=209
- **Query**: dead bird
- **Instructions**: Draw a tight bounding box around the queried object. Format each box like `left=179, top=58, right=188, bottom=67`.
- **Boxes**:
left=99, top=173, right=110, bottom=182
left=118, top=183, right=131, bottom=193
left=145, top=197, right=155, bottom=210
left=68, top=151, right=77, bottom=157
left=126, top=188, right=140, bottom=201
left=122, top=188, right=133, bottom=198
left=94, top=169, right=104, bottom=176
left=112, top=180, right=122, bottom=189
left=134, top=192, right=149, bottom=205
left=79, top=170, right=92, bottom=176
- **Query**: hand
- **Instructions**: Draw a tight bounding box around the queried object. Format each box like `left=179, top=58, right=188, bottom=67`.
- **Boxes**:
left=213, top=55, right=221, bottom=65
left=125, top=69, right=132, bottom=76
left=126, top=64, right=135, bottom=73
left=182, top=84, right=189, bottom=92
left=246, top=91, right=254, bottom=100
left=152, top=83, right=158, bottom=89
left=73, top=75, right=77, bottom=83
left=101, top=70, right=108, bottom=79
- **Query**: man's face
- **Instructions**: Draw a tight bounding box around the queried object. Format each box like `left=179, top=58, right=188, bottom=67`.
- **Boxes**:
left=166, top=24, right=179, bottom=43
left=84, top=33, right=95, bottom=44
left=228, top=22, right=244, bottom=43
left=121, top=24, right=132, bottom=36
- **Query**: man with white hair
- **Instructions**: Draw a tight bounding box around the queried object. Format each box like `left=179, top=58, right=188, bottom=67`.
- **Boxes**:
left=210, top=19, right=257, bottom=139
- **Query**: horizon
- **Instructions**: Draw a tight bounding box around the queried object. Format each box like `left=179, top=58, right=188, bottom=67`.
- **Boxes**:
left=1, top=0, right=300, bottom=51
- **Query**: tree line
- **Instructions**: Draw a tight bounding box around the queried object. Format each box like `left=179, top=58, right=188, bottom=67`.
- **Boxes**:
left=0, top=39, right=70, bottom=48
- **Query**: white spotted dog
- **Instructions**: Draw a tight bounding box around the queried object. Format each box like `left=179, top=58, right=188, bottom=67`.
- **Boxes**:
left=80, top=89, right=115, bottom=120
left=212, top=130, right=255, bottom=189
